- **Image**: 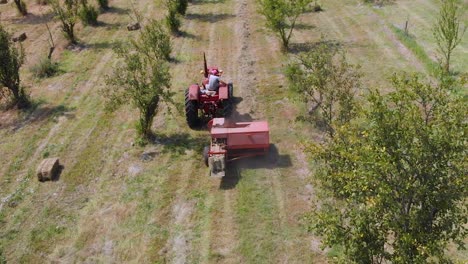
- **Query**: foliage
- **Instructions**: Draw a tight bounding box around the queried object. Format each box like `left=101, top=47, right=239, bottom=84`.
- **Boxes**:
left=105, top=20, right=174, bottom=141
left=175, top=0, right=188, bottom=15
left=312, top=0, right=323, bottom=12
left=30, top=57, right=60, bottom=78
left=433, top=0, right=466, bottom=74
left=257, top=0, right=312, bottom=51
left=50, top=0, right=80, bottom=44
left=14, top=0, right=28, bottom=16
left=286, top=42, right=362, bottom=137
left=165, top=0, right=181, bottom=34
left=307, top=74, right=467, bottom=263
left=0, top=24, right=29, bottom=109
left=133, top=19, right=172, bottom=61
left=78, top=1, right=99, bottom=26
left=96, top=0, right=109, bottom=10
left=0, top=247, right=5, bottom=264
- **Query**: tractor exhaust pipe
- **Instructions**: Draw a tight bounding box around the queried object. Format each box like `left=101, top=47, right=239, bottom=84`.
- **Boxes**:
left=203, top=52, right=208, bottom=78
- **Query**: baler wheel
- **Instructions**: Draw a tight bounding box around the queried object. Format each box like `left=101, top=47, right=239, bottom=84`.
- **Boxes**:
left=185, top=89, right=200, bottom=128
left=203, top=146, right=209, bottom=167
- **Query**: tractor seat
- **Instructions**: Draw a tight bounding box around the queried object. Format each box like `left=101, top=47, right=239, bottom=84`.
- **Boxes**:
left=201, top=90, right=217, bottom=97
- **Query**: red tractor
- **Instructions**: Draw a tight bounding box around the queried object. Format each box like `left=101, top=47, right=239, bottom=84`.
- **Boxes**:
left=185, top=54, right=234, bottom=128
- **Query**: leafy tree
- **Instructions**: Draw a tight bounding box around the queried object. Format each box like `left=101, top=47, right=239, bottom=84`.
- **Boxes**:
left=257, top=0, right=312, bottom=51
left=306, top=74, right=467, bottom=263
left=0, top=24, right=29, bottom=108
left=175, top=0, right=188, bottom=15
left=105, top=20, right=174, bottom=142
left=50, top=0, right=80, bottom=44
left=165, top=0, right=181, bottom=34
left=14, top=0, right=28, bottom=16
left=286, top=42, right=362, bottom=137
left=78, top=0, right=99, bottom=26
left=96, top=0, right=109, bottom=10
left=133, top=19, right=172, bottom=61
left=433, top=0, right=466, bottom=74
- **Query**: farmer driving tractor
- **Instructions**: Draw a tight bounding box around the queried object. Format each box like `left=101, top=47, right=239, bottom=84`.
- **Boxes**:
left=201, top=68, right=226, bottom=96
left=206, top=69, right=226, bottom=96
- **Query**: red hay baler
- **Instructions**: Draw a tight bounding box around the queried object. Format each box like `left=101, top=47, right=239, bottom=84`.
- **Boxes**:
left=185, top=54, right=234, bottom=128
left=203, top=118, right=270, bottom=177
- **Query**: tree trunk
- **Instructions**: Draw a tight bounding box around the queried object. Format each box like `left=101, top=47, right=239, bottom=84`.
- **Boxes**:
left=10, top=84, right=29, bottom=109
left=14, top=0, right=27, bottom=16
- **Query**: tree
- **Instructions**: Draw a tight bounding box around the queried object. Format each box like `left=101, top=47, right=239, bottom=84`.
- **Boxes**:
left=78, top=0, right=99, bottom=26
left=14, top=0, right=27, bottom=16
left=175, top=0, right=188, bottom=15
left=257, top=0, right=312, bottom=51
left=105, top=20, right=174, bottom=142
left=165, top=0, right=181, bottom=34
left=133, top=19, right=172, bottom=61
left=50, top=0, right=80, bottom=44
left=0, top=24, right=29, bottom=108
left=306, top=74, right=467, bottom=263
left=96, top=0, right=109, bottom=10
left=433, top=0, right=466, bottom=74
left=286, top=42, right=362, bottom=137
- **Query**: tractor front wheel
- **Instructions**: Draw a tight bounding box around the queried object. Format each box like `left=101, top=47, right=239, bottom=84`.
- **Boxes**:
left=185, top=89, right=200, bottom=128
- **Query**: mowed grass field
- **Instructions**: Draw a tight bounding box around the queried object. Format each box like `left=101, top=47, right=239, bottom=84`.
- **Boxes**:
left=0, top=0, right=466, bottom=263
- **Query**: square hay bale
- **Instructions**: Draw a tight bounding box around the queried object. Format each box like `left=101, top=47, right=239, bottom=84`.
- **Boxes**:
left=37, top=158, right=60, bottom=182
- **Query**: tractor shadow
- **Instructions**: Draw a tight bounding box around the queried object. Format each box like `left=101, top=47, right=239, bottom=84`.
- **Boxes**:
left=229, top=97, right=254, bottom=122
left=220, top=144, right=292, bottom=190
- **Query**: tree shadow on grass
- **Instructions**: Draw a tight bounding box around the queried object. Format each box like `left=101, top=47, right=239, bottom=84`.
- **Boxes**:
left=288, top=39, right=342, bottom=54
left=179, top=30, right=201, bottom=40
left=86, top=40, right=114, bottom=51
left=295, top=23, right=316, bottom=31
left=0, top=101, right=76, bottom=132
left=220, top=144, right=293, bottom=189
left=13, top=12, right=54, bottom=25
left=191, top=0, right=227, bottom=5
left=186, top=13, right=236, bottom=23
left=95, top=20, right=125, bottom=29
left=153, top=132, right=208, bottom=156
left=106, top=6, right=130, bottom=15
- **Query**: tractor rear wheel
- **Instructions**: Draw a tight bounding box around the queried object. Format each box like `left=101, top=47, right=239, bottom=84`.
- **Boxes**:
left=222, top=100, right=233, bottom=117
left=203, top=146, right=209, bottom=167
left=185, top=89, right=200, bottom=128
left=228, top=83, right=234, bottom=98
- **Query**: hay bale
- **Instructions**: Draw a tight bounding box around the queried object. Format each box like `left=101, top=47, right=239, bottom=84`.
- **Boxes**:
left=127, top=22, right=140, bottom=31
left=12, top=32, right=27, bottom=42
left=37, top=157, right=60, bottom=182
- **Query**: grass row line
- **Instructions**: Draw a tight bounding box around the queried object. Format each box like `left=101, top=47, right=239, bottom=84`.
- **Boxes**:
left=390, top=24, right=441, bottom=76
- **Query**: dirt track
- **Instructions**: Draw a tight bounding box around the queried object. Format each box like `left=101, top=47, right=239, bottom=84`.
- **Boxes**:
left=1, top=0, right=467, bottom=262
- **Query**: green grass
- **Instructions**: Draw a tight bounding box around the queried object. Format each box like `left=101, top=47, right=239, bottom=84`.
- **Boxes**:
left=236, top=170, right=282, bottom=263
left=390, top=25, right=441, bottom=75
